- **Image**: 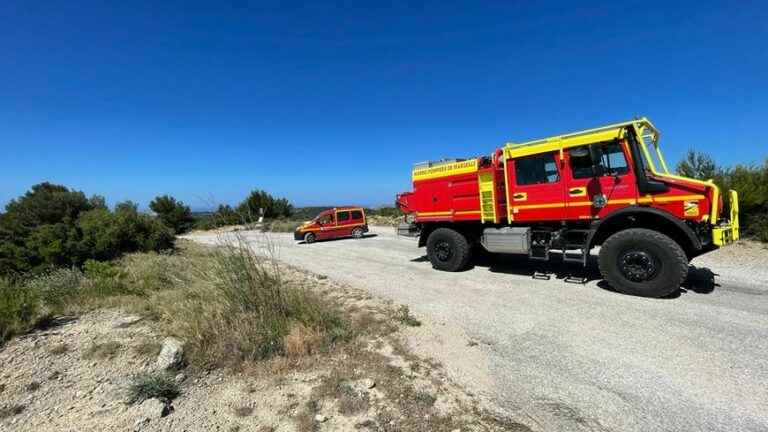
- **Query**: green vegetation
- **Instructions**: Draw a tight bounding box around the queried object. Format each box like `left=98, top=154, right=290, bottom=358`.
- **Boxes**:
left=126, top=371, right=180, bottom=404
left=676, top=151, right=768, bottom=242
left=261, top=219, right=302, bottom=233
left=0, top=277, right=39, bottom=343
left=149, top=195, right=194, bottom=234
left=193, top=189, right=294, bottom=230
left=0, top=183, right=173, bottom=276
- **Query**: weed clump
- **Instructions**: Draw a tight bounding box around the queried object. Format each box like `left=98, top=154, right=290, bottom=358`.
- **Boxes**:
left=393, top=305, right=421, bottom=327
left=126, top=372, right=180, bottom=404
left=83, top=341, right=122, bottom=359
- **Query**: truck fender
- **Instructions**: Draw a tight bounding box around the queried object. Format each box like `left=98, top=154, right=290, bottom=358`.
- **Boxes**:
left=586, top=206, right=702, bottom=257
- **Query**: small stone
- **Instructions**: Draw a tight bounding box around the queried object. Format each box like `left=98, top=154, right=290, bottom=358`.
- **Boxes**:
left=174, top=373, right=186, bottom=384
left=362, top=378, right=375, bottom=389
left=315, top=414, right=327, bottom=423
left=156, top=338, right=184, bottom=370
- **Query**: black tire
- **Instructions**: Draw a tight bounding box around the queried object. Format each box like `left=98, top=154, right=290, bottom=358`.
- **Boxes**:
left=352, top=227, right=364, bottom=239
left=304, top=232, right=316, bottom=244
left=598, top=228, right=688, bottom=298
left=426, top=228, right=472, bottom=272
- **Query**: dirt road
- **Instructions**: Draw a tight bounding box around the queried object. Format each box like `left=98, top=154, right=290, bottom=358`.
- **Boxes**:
left=187, top=227, right=768, bottom=432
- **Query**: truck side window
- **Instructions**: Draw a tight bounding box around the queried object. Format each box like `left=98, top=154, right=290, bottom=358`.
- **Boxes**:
left=570, top=142, right=629, bottom=179
left=338, top=211, right=350, bottom=222
left=515, top=153, right=560, bottom=185
left=350, top=210, right=363, bottom=220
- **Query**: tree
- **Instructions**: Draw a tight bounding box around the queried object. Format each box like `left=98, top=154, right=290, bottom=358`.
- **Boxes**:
left=0, top=183, right=175, bottom=276
left=676, top=149, right=717, bottom=180
left=149, top=195, right=194, bottom=234
left=236, top=189, right=293, bottom=220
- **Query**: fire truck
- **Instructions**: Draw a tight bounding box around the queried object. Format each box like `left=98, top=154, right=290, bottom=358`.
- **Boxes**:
left=395, top=118, right=739, bottom=298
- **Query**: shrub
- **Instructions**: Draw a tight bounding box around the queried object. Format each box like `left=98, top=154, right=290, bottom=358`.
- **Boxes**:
left=150, top=195, right=194, bottom=234
left=82, top=260, right=131, bottom=297
left=0, top=278, right=39, bottom=344
left=0, top=183, right=175, bottom=276
left=676, top=151, right=768, bottom=242
left=24, top=267, right=83, bottom=311
left=126, top=371, right=180, bottom=404
left=261, top=219, right=302, bottom=233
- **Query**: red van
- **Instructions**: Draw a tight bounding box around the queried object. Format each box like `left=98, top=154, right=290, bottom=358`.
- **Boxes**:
left=294, top=207, right=369, bottom=243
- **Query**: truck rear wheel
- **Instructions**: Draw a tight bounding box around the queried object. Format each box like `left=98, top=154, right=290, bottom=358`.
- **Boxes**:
left=598, top=228, right=688, bottom=298
left=426, top=228, right=472, bottom=272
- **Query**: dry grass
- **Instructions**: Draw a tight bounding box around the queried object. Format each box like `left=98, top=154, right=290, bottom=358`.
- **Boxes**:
left=49, top=343, right=69, bottom=355
left=25, top=381, right=41, bottom=393
left=133, top=339, right=162, bottom=359
left=0, top=404, right=26, bottom=419
left=232, top=405, right=254, bottom=417
left=150, top=235, right=352, bottom=368
left=83, top=341, right=122, bottom=360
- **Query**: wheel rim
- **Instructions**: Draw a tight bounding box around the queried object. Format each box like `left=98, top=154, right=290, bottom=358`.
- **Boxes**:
left=353, top=228, right=362, bottom=238
left=305, top=233, right=315, bottom=243
left=434, top=241, right=453, bottom=262
left=617, top=250, right=660, bottom=282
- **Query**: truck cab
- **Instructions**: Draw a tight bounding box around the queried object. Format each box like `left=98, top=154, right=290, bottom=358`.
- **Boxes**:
left=396, top=118, right=739, bottom=298
left=294, top=207, right=369, bottom=243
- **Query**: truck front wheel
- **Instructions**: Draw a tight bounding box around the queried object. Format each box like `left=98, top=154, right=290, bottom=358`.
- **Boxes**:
left=598, top=228, right=688, bottom=298
left=426, top=228, right=472, bottom=272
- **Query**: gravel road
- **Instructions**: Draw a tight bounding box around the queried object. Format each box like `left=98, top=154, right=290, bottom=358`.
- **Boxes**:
left=187, top=227, right=768, bottom=432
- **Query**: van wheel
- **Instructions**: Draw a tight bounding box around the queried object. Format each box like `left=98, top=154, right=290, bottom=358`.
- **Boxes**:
left=426, top=228, right=471, bottom=272
left=304, top=232, right=316, bottom=244
left=598, top=228, right=688, bottom=298
left=352, top=227, right=364, bottom=239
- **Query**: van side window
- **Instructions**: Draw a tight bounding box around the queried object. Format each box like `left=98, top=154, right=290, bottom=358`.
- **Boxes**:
left=350, top=210, right=363, bottom=220
left=570, top=142, right=629, bottom=179
left=337, top=211, right=350, bottom=222
left=515, top=153, right=560, bottom=186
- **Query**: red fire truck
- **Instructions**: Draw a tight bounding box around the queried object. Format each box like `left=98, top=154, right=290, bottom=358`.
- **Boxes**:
left=395, top=118, right=739, bottom=297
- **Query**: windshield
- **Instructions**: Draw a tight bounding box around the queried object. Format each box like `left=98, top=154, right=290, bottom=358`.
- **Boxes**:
left=635, top=123, right=670, bottom=175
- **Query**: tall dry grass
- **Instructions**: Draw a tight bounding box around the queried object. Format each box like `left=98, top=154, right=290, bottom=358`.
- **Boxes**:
left=155, top=234, right=350, bottom=367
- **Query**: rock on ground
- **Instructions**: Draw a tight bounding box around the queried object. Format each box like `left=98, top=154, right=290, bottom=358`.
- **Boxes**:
left=156, top=337, right=184, bottom=370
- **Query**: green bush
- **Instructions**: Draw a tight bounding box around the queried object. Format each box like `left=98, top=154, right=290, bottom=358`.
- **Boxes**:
left=24, top=268, right=83, bottom=310
left=0, top=184, right=175, bottom=276
left=149, top=195, right=194, bottom=234
left=676, top=151, right=768, bottom=242
left=262, top=219, right=302, bottom=233
left=0, top=278, right=39, bottom=344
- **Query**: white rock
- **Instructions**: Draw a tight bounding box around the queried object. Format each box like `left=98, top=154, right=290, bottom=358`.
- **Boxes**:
left=174, top=373, right=186, bottom=384
left=133, top=398, right=168, bottom=431
left=362, top=378, right=376, bottom=389
left=156, top=338, right=184, bottom=370
left=315, top=414, right=328, bottom=423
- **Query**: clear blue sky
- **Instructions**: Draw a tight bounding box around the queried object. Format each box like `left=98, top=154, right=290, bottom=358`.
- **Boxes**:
left=2, top=1, right=766, bottom=210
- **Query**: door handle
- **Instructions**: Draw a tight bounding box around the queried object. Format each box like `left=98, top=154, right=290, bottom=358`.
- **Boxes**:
left=513, top=193, right=525, bottom=199
left=569, top=188, right=584, bottom=195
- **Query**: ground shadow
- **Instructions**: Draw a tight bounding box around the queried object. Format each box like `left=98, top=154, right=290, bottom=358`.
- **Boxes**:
left=34, top=315, right=78, bottom=331
left=411, top=251, right=719, bottom=297
left=300, top=233, right=378, bottom=244
left=596, top=265, right=719, bottom=298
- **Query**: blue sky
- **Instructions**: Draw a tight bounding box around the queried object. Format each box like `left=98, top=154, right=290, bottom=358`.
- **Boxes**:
left=1, top=1, right=766, bottom=210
